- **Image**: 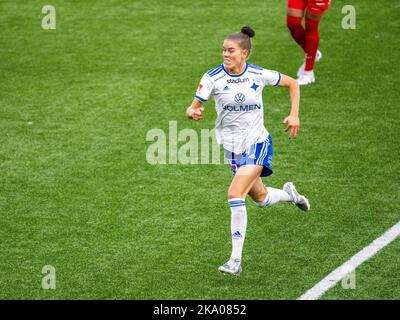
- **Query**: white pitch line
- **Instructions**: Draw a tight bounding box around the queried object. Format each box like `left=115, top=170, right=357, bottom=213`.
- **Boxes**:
left=298, top=221, right=400, bottom=300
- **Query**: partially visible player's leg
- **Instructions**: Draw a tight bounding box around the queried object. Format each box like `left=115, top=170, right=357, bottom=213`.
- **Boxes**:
left=227, top=165, right=264, bottom=200
left=243, top=136, right=292, bottom=207
left=297, top=13, right=321, bottom=85
left=298, top=0, right=331, bottom=85
left=247, top=178, right=266, bottom=202
left=283, top=182, right=311, bottom=211
left=227, top=165, right=263, bottom=259
left=249, top=178, right=311, bottom=211
left=219, top=165, right=263, bottom=275
left=248, top=178, right=293, bottom=206
left=304, top=12, right=322, bottom=72
left=286, top=0, right=307, bottom=50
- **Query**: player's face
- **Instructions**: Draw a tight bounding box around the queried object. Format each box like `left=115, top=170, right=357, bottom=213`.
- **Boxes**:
left=222, top=40, right=248, bottom=71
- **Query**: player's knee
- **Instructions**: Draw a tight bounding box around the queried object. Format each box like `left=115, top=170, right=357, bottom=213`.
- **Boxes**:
left=227, top=188, right=245, bottom=200
left=227, top=191, right=242, bottom=200
left=305, top=15, right=321, bottom=33
left=251, top=188, right=267, bottom=206
left=287, top=15, right=302, bottom=30
left=306, top=12, right=321, bottom=21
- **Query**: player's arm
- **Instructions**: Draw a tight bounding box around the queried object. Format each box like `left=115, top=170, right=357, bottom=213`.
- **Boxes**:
left=187, top=72, right=214, bottom=120
left=186, top=99, right=205, bottom=121
left=278, top=74, right=300, bottom=139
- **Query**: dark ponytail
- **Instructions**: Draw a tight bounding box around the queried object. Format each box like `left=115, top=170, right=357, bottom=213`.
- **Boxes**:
left=225, top=25, right=255, bottom=55
left=240, top=26, right=255, bottom=38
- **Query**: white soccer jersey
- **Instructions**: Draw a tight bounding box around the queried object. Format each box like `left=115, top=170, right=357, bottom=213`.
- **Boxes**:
left=194, top=63, right=281, bottom=154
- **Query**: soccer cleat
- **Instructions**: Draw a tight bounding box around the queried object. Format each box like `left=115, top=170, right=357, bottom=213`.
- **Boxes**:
left=218, top=258, right=242, bottom=275
left=297, top=70, right=315, bottom=86
left=297, top=50, right=322, bottom=77
left=283, top=182, right=310, bottom=211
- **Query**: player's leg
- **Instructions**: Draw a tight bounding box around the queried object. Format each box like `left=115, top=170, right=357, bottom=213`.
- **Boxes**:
left=286, top=0, right=307, bottom=50
left=304, top=12, right=322, bottom=72
left=248, top=178, right=293, bottom=206
left=227, top=165, right=264, bottom=199
left=242, top=136, right=293, bottom=207
left=218, top=164, right=263, bottom=275
left=298, top=0, right=331, bottom=85
left=249, top=178, right=311, bottom=211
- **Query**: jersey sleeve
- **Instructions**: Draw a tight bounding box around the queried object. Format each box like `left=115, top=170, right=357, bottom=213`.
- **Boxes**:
left=261, top=69, right=281, bottom=87
left=194, top=73, right=214, bottom=103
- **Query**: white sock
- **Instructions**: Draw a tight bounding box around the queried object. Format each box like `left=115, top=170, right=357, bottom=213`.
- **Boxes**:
left=228, top=198, right=247, bottom=261
left=256, top=187, right=292, bottom=207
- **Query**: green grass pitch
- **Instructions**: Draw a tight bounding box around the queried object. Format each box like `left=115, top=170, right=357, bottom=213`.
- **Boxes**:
left=0, top=0, right=399, bottom=299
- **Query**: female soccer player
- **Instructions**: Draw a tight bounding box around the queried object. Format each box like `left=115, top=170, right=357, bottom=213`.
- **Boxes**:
left=186, top=26, right=310, bottom=275
left=286, top=0, right=331, bottom=85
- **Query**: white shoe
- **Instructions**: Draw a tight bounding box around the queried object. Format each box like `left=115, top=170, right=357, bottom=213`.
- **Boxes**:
left=283, top=182, right=310, bottom=211
left=297, top=50, right=322, bottom=77
left=218, top=258, right=242, bottom=275
left=297, top=70, right=315, bottom=86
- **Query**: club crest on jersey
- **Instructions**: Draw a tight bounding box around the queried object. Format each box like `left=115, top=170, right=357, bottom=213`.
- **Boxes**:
left=250, top=82, right=260, bottom=91
left=234, top=93, right=246, bottom=103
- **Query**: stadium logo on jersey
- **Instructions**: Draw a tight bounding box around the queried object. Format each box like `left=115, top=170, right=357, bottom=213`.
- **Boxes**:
left=227, top=78, right=249, bottom=84
left=223, top=86, right=230, bottom=91
left=234, top=93, right=246, bottom=103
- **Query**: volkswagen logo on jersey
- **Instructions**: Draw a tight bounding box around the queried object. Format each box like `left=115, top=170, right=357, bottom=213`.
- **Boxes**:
left=234, top=93, right=246, bottom=103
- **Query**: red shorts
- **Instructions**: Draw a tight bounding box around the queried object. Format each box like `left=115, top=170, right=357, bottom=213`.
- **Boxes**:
left=288, top=0, right=331, bottom=15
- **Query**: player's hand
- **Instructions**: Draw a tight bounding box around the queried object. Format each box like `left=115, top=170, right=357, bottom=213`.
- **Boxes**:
left=191, top=107, right=204, bottom=121
left=283, top=115, right=300, bottom=139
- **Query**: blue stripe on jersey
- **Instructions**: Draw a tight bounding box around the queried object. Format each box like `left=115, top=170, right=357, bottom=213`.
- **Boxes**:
left=207, top=65, right=220, bottom=74
left=195, top=95, right=207, bottom=102
left=274, top=72, right=281, bottom=86
left=248, top=63, right=263, bottom=71
left=207, top=65, right=223, bottom=76
left=207, top=66, right=218, bottom=75
left=209, top=68, right=223, bottom=78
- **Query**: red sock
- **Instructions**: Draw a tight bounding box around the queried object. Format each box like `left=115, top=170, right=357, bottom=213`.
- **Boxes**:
left=287, top=15, right=306, bottom=50
left=305, top=17, right=320, bottom=71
